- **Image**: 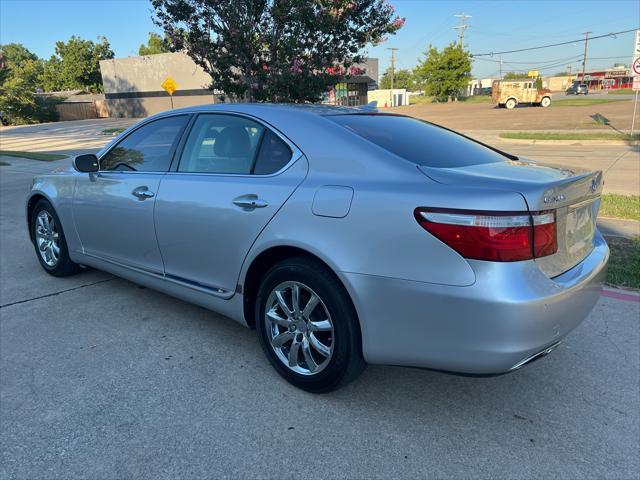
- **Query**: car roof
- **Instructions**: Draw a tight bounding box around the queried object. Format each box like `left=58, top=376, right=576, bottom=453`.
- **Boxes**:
left=159, top=102, right=377, bottom=118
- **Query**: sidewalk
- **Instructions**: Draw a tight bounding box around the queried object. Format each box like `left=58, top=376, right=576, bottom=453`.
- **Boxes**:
left=598, top=217, right=640, bottom=239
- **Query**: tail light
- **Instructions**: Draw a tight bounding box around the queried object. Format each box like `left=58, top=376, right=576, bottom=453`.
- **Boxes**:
left=414, top=208, right=557, bottom=262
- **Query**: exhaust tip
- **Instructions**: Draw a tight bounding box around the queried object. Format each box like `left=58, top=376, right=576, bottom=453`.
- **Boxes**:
left=509, top=341, right=562, bottom=371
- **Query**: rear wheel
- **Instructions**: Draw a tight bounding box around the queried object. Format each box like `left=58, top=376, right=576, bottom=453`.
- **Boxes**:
left=505, top=98, right=517, bottom=109
left=255, top=257, right=365, bottom=392
left=31, top=199, right=81, bottom=276
left=540, top=97, right=551, bottom=108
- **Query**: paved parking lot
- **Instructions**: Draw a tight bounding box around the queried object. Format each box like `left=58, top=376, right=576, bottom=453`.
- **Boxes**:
left=1, top=139, right=639, bottom=478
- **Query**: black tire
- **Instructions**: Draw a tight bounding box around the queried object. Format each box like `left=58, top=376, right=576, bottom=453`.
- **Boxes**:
left=30, top=199, right=81, bottom=277
left=255, top=256, right=365, bottom=393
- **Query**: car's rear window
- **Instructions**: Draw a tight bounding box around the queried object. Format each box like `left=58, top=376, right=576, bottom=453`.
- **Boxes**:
left=327, top=114, right=507, bottom=168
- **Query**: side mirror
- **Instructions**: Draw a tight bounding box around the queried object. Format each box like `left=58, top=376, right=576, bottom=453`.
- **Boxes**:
left=73, top=154, right=99, bottom=173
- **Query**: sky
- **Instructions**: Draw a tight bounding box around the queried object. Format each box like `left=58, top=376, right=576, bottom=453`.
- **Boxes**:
left=1, top=0, right=638, bottom=80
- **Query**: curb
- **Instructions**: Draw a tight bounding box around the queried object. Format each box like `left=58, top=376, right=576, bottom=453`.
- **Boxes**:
left=602, top=287, right=640, bottom=302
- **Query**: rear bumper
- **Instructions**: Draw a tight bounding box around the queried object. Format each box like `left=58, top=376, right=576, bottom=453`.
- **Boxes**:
left=340, top=231, right=609, bottom=374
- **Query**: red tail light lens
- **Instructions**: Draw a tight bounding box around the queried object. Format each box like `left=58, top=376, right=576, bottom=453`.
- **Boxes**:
left=414, top=208, right=557, bottom=262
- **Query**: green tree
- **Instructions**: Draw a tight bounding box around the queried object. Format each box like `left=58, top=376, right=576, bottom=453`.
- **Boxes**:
left=41, top=36, right=114, bottom=93
left=0, top=44, right=59, bottom=124
left=0, top=43, right=39, bottom=84
left=534, top=76, right=543, bottom=89
left=0, top=60, right=59, bottom=124
left=502, top=72, right=529, bottom=80
left=413, top=43, right=471, bottom=102
left=151, top=0, right=405, bottom=102
left=379, top=67, right=414, bottom=90
left=138, top=32, right=171, bottom=55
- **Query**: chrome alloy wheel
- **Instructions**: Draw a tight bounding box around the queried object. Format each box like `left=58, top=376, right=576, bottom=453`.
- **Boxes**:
left=264, top=281, right=334, bottom=375
left=35, top=210, right=60, bottom=267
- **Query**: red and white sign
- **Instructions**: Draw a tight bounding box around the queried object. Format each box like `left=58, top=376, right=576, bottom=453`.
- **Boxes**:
left=633, top=30, right=640, bottom=78
left=633, top=57, right=640, bottom=76
left=633, top=76, right=640, bottom=92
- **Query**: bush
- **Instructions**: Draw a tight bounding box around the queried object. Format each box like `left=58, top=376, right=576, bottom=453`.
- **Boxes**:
left=0, top=78, right=61, bottom=125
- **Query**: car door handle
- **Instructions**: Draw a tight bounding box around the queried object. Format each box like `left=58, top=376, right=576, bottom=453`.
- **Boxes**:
left=232, top=194, right=268, bottom=209
left=131, top=186, right=155, bottom=200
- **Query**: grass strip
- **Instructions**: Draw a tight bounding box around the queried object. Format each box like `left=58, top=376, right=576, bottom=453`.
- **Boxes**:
left=0, top=150, right=68, bottom=161
left=101, top=127, right=125, bottom=135
left=499, top=131, right=639, bottom=141
left=608, top=89, right=633, bottom=95
left=605, top=236, right=640, bottom=289
left=552, top=98, right=629, bottom=107
left=600, top=194, right=640, bottom=222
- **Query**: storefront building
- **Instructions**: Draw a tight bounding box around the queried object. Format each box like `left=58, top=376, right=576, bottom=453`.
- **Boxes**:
left=575, top=67, right=633, bottom=90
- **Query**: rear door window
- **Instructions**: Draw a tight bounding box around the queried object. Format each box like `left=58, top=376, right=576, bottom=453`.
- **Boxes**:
left=327, top=114, right=507, bottom=168
left=178, top=114, right=264, bottom=174
left=178, top=114, right=292, bottom=175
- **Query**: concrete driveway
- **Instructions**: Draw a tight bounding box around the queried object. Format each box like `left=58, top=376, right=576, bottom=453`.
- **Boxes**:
left=0, top=118, right=138, bottom=154
left=1, top=156, right=639, bottom=478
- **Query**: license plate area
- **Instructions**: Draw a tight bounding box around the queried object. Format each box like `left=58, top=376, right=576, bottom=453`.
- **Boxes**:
left=535, top=198, right=598, bottom=279
left=565, top=200, right=597, bottom=257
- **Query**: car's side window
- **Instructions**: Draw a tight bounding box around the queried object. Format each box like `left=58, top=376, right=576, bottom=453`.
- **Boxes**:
left=253, top=129, right=293, bottom=175
left=100, top=115, right=188, bottom=172
left=178, top=114, right=293, bottom=175
left=179, top=114, right=266, bottom=174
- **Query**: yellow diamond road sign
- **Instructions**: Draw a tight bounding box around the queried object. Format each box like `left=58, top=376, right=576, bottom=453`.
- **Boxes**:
left=161, top=77, right=177, bottom=96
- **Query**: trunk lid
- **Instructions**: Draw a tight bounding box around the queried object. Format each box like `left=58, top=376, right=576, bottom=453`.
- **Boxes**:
left=419, top=159, right=603, bottom=277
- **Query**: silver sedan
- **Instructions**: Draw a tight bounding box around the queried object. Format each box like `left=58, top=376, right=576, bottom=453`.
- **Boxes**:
left=26, top=104, right=609, bottom=392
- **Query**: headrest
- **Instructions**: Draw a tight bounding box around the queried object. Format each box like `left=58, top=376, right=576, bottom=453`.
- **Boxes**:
left=214, top=126, right=251, bottom=157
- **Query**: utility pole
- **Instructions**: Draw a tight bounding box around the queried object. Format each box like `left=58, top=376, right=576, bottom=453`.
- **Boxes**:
left=499, top=55, right=503, bottom=80
left=581, top=31, right=592, bottom=81
left=454, top=13, right=472, bottom=48
left=567, top=64, right=572, bottom=76
left=386, top=47, right=398, bottom=106
left=386, top=47, right=399, bottom=89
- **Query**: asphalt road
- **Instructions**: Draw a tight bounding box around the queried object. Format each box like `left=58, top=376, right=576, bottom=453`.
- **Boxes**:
left=1, top=156, right=639, bottom=478
left=465, top=131, right=640, bottom=197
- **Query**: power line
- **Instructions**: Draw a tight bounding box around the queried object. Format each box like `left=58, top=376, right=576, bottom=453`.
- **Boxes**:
left=471, top=28, right=638, bottom=57
left=474, top=54, right=583, bottom=65
left=453, top=13, right=471, bottom=48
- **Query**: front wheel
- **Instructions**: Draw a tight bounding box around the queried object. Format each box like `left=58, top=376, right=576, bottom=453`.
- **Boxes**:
left=505, top=98, right=516, bottom=109
left=31, top=199, right=81, bottom=276
left=255, top=257, right=365, bottom=392
left=540, top=97, right=551, bottom=108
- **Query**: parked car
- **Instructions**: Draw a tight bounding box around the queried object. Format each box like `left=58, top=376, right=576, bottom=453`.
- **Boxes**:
left=492, top=80, right=552, bottom=108
left=26, top=104, right=608, bottom=392
left=0, top=111, right=9, bottom=126
left=566, top=83, right=589, bottom=95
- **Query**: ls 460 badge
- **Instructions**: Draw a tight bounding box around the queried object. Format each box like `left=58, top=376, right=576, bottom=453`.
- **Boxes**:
left=543, top=194, right=566, bottom=204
